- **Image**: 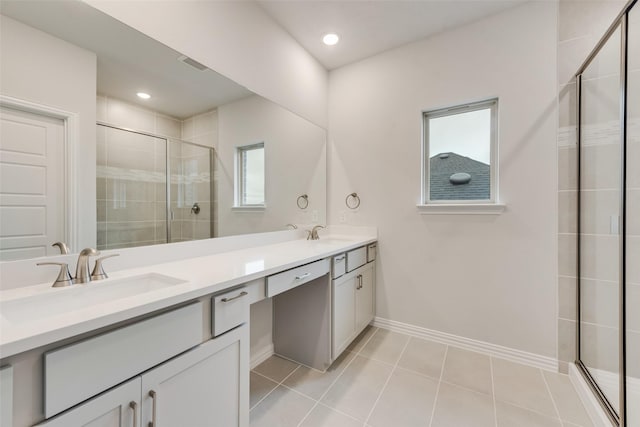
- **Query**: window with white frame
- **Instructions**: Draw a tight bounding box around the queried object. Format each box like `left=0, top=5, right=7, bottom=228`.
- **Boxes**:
left=236, top=142, right=265, bottom=207
left=422, top=99, right=498, bottom=205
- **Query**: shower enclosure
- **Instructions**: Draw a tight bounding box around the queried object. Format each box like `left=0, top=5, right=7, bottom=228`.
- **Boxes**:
left=576, top=0, right=638, bottom=425
left=96, top=123, right=214, bottom=250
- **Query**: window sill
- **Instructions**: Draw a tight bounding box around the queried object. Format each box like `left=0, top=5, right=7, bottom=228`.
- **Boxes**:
left=416, top=203, right=506, bottom=215
left=231, top=205, right=266, bottom=212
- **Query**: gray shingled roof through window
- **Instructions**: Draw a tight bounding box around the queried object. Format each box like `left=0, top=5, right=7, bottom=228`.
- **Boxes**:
left=429, top=152, right=490, bottom=200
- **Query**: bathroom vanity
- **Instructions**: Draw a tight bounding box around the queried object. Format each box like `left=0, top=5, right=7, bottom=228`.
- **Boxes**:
left=0, top=232, right=377, bottom=426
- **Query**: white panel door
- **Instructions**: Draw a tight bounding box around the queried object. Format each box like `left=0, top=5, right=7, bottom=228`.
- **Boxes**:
left=141, top=324, right=249, bottom=427
left=0, top=106, right=65, bottom=260
left=35, top=378, right=140, bottom=427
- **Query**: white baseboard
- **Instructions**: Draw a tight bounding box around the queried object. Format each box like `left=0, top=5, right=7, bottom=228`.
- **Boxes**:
left=569, top=363, right=614, bottom=427
left=250, top=343, right=274, bottom=370
left=372, top=317, right=558, bottom=372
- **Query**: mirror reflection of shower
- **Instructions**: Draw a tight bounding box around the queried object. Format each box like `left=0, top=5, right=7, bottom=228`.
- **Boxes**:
left=96, top=123, right=214, bottom=250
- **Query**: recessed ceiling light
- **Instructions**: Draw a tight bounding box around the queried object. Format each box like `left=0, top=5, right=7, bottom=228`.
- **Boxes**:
left=322, top=33, right=339, bottom=46
left=137, top=92, right=151, bottom=100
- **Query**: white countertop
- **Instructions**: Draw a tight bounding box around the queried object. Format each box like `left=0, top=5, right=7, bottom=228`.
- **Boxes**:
left=0, top=234, right=376, bottom=358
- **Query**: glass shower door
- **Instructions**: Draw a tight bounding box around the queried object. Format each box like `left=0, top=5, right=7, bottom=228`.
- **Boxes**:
left=168, top=141, right=214, bottom=243
left=626, top=4, right=639, bottom=426
left=578, top=24, right=622, bottom=417
left=96, top=125, right=167, bottom=250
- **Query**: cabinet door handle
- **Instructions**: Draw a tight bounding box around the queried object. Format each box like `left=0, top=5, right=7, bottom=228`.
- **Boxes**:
left=356, top=274, right=362, bottom=290
left=334, top=255, right=345, bottom=262
left=129, top=401, right=138, bottom=427
left=295, top=272, right=311, bottom=280
left=148, top=390, right=157, bottom=427
left=221, top=291, right=248, bottom=303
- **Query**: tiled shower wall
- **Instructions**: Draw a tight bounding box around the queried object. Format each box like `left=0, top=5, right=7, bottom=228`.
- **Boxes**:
left=176, top=109, right=218, bottom=241
left=556, top=0, right=628, bottom=374
left=96, top=95, right=181, bottom=249
left=96, top=95, right=216, bottom=248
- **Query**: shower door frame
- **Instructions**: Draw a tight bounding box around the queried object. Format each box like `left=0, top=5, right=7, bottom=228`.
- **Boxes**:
left=96, top=121, right=215, bottom=245
left=574, top=0, right=636, bottom=425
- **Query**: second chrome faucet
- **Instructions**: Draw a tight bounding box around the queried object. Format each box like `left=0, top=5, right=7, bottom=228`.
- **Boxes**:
left=37, top=248, right=119, bottom=287
left=75, top=248, right=99, bottom=284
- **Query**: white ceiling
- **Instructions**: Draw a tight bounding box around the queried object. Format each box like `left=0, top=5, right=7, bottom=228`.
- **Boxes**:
left=1, top=1, right=252, bottom=119
left=257, top=0, right=529, bottom=70
left=1, top=0, right=529, bottom=116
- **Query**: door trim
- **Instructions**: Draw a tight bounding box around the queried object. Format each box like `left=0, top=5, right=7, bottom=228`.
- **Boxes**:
left=0, top=95, right=79, bottom=252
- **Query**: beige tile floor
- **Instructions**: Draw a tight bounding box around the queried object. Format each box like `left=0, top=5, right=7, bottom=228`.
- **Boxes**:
left=250, top=327, right=594, bottom=427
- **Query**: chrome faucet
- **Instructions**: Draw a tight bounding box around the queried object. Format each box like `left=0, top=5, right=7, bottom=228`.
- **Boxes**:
left=75, top=248, right=100, bottom=284
left=51, top=241, right=70, bottom=254
left=307, top=225, right=325, bottom=240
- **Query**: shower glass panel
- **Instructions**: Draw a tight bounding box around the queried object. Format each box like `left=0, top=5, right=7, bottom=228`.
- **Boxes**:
left=168, top=141, right=214, bottom=243
left=627, top=5, right=640, bottom=426
left=96, top=125, right=167, bottom=250
left=579, top=24, right=622, bottom=414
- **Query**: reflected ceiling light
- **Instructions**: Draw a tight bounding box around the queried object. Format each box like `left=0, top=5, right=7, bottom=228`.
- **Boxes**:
left=136, top=92, right=151, bottom=99
left=322, top=33, right=339, bottom=46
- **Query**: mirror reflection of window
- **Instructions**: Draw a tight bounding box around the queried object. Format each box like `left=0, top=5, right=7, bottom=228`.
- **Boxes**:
left=423, top=99, right=497, bottom=203
left=237, top=143, right=265, bottom=206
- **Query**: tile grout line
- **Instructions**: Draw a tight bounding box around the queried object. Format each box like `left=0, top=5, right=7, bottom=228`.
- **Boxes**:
left=295, top=327, right=381, bottom=427
left=540, top=368, right=564, bottom=423
left=363, top=335, right=412, bottom=426
left=250, top=364, right=302, bottom=411
left=428, top=344, right=450, bottom=427
left=490, top=356, right=498, bottom=427
left=493, top=395, right=577, bottom=424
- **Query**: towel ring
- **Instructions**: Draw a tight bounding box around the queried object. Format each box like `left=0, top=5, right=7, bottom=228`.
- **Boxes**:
left=297, top=194, right=309, bottom=209
left=345, top=192, right=360, bottom=210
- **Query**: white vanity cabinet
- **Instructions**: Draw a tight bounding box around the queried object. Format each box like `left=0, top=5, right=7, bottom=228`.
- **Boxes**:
left=0, top=366, right=13, bottom=427
left=140, top=324, right=249, bottom=427
left=37, top=325, right=249, bottom=427
left=332, top=259, right=375, bottom=359
left=34, top=292, right=250, bottom=427
left=36, top=378, right=141, bottom=427
left=355, top=261, right=375, bottom=332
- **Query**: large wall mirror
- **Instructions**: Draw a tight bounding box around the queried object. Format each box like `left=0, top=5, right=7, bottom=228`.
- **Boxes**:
left=0, top=0, right=326, bottom=260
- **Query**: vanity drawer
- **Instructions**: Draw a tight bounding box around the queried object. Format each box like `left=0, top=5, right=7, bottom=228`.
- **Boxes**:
left=212, top=286, right=250, bottom=337
left=346, top=247, right=367, bottom=272
left=332, top=253, right=346, bottom=279
left=44, top=302, right=203, bottom=418
left=266, top=258, right=330, bottom=297
left=367, top=243, right=377, bottom=263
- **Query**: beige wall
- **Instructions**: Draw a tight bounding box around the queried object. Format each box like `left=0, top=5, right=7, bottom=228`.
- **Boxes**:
left=84, top=0, right=328, bottom=129
left=0, top=15, right=97, bottom=252
left=328, top=2, right=558, bottom=357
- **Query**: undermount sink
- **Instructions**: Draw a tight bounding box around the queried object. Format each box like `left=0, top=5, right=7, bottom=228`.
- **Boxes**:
left=0, top=273, right=187, bottom=324
left=311, top=237, right=353, bottom=245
